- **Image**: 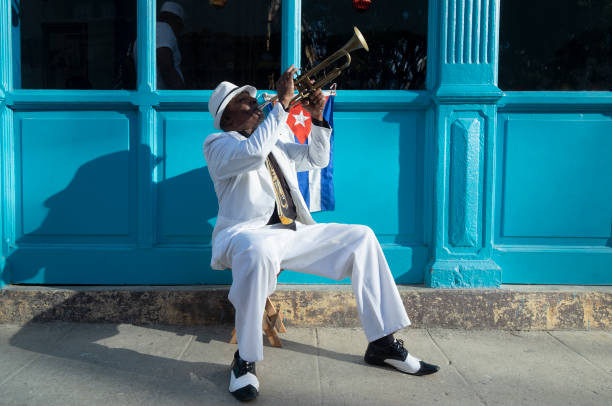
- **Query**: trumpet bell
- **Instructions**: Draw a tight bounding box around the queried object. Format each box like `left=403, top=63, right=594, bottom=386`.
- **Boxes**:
left=345, top=26, right=369, bottom=54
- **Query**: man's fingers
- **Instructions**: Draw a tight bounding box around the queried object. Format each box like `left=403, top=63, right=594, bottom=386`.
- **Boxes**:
left=309, top=91, right=325, bottom=106
left=310, top=89, right=324, bottom=100
left=283, top=65, right=297, bottom=78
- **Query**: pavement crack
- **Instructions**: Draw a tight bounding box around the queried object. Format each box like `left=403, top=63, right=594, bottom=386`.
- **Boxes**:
left=0, top=353, right=44, bottom=387
left=314, top=328, right=323, bottom=406
left=425, top=329, right=453, bottom=366
left=426, top=329, right=488, bottom=406
left=0, top=322, right=78, bottom=387
left=177, top=334, right=195, bottom=361
left=546, top=332, right=612, bottom=377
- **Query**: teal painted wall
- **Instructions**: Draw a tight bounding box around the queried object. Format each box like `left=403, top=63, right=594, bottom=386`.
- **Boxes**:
left=1, top=1, right=611, bottom=288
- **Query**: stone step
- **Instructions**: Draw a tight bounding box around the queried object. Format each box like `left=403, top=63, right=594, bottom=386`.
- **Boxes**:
left=1, top=285, right=611, bottom=329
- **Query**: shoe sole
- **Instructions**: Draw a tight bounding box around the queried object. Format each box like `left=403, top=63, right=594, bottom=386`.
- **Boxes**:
left=231, top=384, right=259, bottom=401
left=365, top=356, right=440, bottom=376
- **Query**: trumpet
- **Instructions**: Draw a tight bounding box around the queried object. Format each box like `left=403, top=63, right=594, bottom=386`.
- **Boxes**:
left=259, top=26, right=369, bottom=110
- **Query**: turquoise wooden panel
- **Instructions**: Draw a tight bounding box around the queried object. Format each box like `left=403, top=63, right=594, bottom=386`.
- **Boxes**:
left=494, top=111, right=612, bottom=284
left=495, top=247, right=612, bottom=285
left=7, top=246, right=230, bottom=285
left=16, top=111, right=135, bottom=242
left=156, top=110, right=217, bottom=245
left=497, top=115, right=612, bottom=244
left=313, top=111, right=423, bottom=243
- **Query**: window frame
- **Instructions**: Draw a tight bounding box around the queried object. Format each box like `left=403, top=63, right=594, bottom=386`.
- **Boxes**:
left=153, top=0, right=431, bottom=110
left=3, top=0, right=431, bottom=109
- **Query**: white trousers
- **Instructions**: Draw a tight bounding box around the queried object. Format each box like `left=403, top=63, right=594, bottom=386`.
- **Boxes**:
left=227, top=222, right=411, bottom=362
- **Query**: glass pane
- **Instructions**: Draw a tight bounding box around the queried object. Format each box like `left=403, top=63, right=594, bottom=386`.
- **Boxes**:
left=156, top=0, right=282, bottom=90
left=500, top=0, right=612, bottom=91
left=19, top=0, right=137, bottom=90
left=301, top=0, right=428, bottom=90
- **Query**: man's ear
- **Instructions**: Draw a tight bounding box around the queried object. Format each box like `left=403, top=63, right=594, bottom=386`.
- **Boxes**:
left=220, top=113, right=233, bottom=132
left=219, top=107, right=232, bottom=131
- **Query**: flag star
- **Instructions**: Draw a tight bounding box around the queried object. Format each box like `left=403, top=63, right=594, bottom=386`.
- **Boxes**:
left=292, top=111, right=310, bottom=127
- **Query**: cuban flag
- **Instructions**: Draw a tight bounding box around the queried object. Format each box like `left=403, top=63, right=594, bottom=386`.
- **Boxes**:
left=286, top=95, right=335, bottom=212
left=263, top=92, right=335, bottom=212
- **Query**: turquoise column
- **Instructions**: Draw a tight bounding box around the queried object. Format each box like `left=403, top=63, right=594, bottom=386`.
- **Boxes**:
left=136, top=0, right=157, bottom=249
left=425, top=0, right=503, bottom=287
left=11, top=0, right=19, bottom=88
left=281, top=0, right=300, bottom=72
left=0, top=0, right=14, bottom=288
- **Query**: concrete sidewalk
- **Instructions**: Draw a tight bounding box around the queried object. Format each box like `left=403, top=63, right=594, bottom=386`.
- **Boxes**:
left=0, top=324, right=611, bottom=406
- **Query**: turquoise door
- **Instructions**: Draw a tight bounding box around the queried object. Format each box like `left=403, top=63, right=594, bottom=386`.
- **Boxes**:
left=1, top=1, right=610, bottom=288
left=1, top=0, right=430, bottom=286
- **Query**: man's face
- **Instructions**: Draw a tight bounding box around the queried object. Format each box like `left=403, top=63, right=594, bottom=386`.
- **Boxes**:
left=221, top=91, right=263, bottom=134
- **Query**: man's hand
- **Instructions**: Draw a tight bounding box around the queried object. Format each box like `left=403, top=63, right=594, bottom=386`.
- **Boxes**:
left=276, top=65, right=297, bottom=110
left=301, top=88, right=326, bottom=121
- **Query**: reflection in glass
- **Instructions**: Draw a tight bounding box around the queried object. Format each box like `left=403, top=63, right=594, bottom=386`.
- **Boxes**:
left=500, top=0, right=612, bottom=90
left=301, top=0, right=428, bottom=90
left=19, top=0, right=137, bottom=90
left=158, top=0, right=282, bottom=90
left=153, top=1, right=186, bottom=89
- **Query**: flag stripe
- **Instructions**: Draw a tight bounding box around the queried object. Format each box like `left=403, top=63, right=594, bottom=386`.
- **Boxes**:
left=308, top=168, right=322, bottom=212
left=297, top=170, right=310, bottom=208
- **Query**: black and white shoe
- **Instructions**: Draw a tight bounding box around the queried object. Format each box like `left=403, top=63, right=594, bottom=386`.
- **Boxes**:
left=364, top=339, right=440, bottom=376
left=229, top=351, right=259, bottom=401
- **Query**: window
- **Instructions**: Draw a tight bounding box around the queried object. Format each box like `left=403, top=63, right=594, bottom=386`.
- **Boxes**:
left=499, top=0, right=612, bottom=91
left=15, top=1, right=431, bottom=91
left=156, top=0, right=282, bottom=90
left=18, top=0, right=137, bottom=90
left=301, top=0, right=428, bottom=90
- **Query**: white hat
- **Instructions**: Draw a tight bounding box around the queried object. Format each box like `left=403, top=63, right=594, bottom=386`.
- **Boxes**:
left=160, top=1, right=185, bottom=21
left=209, top=81, right=257, bottom=130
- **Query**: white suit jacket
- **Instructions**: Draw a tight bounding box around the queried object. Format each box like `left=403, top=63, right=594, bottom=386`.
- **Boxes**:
left=203, top=103, right=333, bottom=270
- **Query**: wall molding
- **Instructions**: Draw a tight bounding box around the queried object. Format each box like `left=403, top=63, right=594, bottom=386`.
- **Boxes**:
left=449, top=117, right=482, bottom=248
left=444, top=0, right=496, bottom=65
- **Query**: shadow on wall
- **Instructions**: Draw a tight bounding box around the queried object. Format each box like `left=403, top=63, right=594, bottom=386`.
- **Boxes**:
left=3, top=145, right=226, bottom=285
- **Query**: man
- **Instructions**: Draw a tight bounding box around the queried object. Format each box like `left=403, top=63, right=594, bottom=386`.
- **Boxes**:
left=156, top=1, right=185, bottom=89
left=204, top=66, right=439, bottom=402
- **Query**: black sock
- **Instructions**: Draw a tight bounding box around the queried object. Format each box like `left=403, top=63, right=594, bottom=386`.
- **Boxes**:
left=371, top=333, right=395, bottom=347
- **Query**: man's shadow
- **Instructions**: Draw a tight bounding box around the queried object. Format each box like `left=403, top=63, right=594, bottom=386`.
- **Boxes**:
left=2, top=144, right=364, bottom=399
left=2, top=145, right=233, bottom=399
left=4, top=144, right=227, bottom=285
left=6, top=299, right=364, bottom=402
left=7, top=317, right=235, bottom=402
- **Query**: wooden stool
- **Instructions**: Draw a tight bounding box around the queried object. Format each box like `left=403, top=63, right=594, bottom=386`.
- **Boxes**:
left=230, top=296, right=287, bottom=347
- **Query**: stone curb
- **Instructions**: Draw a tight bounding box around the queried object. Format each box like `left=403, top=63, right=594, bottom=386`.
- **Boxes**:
left=1, top=285, right=610, bottom=329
